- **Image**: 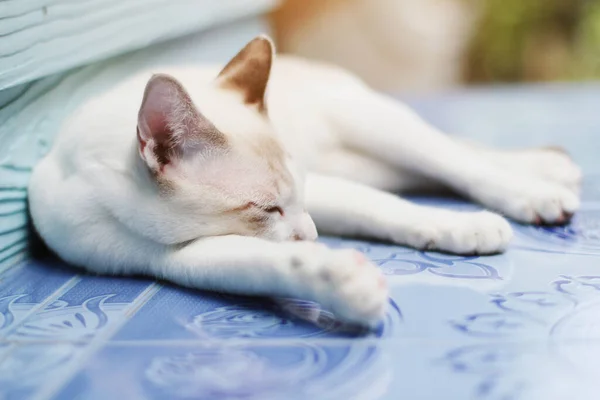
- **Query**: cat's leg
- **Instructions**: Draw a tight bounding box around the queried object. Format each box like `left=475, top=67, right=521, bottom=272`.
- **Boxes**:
left=454, top=139, right=581, bottom=192
left=306, top=173, right=513, bottom=254
left=79, top=228, right=388, bottom=327
left=313, top=148, right=443, bottom=193
left=325, top=90, right=580, bottom=224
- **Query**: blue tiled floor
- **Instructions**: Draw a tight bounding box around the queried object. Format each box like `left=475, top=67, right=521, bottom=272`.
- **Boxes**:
left=2, top=85, right=600, bottom=399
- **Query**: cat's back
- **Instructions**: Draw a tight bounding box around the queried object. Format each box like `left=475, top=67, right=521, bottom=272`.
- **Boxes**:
left=266, top=56, right=368, bottom=163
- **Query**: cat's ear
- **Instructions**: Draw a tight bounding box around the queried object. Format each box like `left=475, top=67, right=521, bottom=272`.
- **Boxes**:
left=137, top=74, right=226, bottom=171
left=216, top=35, right=274, bottom=111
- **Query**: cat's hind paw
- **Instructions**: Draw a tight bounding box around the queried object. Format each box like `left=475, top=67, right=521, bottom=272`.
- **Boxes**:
left=491, top=179, right=579, bottom=225
left=513, top=148, right=582, bottom=193
left=490, top=147, right=582, bottom=194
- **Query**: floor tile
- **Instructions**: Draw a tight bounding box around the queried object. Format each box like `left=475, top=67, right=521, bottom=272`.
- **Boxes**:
left=6, top=275, right=158, bottom=342
left=113, top=284, right=403, bottom=342
left=51, top=341, right=431, bottom=400
left=0, top=259, right=77, bottom=338
left=0, top=342, right=85, bottom=400
left=512, top=203, right=600, bottom=255
left=37, top=339, right=600, bottom=400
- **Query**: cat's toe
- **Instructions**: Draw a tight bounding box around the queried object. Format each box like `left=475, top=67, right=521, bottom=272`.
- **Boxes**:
left=322, top=250, right=389, bottom=327
left=410, top=211, right=512, bottom=255
left=407, top=226, right=442, bottom=251
left=473, top=212, right=513, bottom=254
left=533, top=211, right=574, bottom=226
left=507, top=181, right=580, bottom=225
left=542, top=146, right=569, bottom=155
left=449, top=212, right=512, bottom=254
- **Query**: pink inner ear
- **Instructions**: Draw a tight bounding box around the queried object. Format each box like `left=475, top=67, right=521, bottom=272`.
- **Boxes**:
left=138, top=78, right=175, bottom=146
left=137, top=74, right=227, bottom=171
left=137, top=75, right=194, bottom=168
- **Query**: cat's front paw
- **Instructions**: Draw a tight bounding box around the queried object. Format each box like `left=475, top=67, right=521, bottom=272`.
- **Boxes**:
left=404, top=211, right=513, bottom=255
left=291, top=245, right=388, bottom=327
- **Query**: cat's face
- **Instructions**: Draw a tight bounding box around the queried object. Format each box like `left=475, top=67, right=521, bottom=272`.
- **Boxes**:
left=136, top=36, right=317, bottom=243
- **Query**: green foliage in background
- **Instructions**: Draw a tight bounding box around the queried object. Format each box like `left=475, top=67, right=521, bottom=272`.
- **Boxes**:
left=467, top=0, right=600, bottom=83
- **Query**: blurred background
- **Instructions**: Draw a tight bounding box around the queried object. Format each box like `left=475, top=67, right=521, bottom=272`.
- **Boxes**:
left=269, top=0, right=600, bottom=93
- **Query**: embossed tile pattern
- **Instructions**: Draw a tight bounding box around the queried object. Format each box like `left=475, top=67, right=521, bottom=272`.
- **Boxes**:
left=1, top=86, right=600, bottom=399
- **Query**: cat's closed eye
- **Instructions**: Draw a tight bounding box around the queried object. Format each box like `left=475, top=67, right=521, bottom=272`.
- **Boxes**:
left=245, top=202, right=284, bottom=216
left=264, top=206, right=284, bottom=216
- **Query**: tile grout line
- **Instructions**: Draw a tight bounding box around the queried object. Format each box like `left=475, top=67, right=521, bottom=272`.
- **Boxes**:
left=93, top=336, right=594, bottom=347
left=0, top=253, right=28, bottom=276
left=2, top=275, right=82, bottom=339
left=0, top=343, right=17, bottom=365
left=7, top=335, right=600, bottom=347
left=0, top=259, right=26, bottom=280
left=33, top=282, right=163, bottom=400
left=510, top=246, right=600, bottom=257
left=0, top=275, right=82, bottom=367
left=0, top=274, right=81, bottom=390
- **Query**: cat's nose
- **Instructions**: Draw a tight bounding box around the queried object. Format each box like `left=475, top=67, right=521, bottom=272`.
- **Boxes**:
left=290, top=231, right=317, bottom=241
left=290, top=214, right=318, bottom=241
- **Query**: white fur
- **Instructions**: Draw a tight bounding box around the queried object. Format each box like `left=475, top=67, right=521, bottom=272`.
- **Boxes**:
left=28, top=38, right=581, bottom=327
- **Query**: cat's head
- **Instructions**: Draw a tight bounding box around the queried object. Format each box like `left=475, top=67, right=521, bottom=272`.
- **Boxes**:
left=136, top=36, right=317, bottom=243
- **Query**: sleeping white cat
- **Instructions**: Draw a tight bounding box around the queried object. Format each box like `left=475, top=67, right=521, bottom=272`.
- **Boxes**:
left=28, top=36, right=581, bottom=327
